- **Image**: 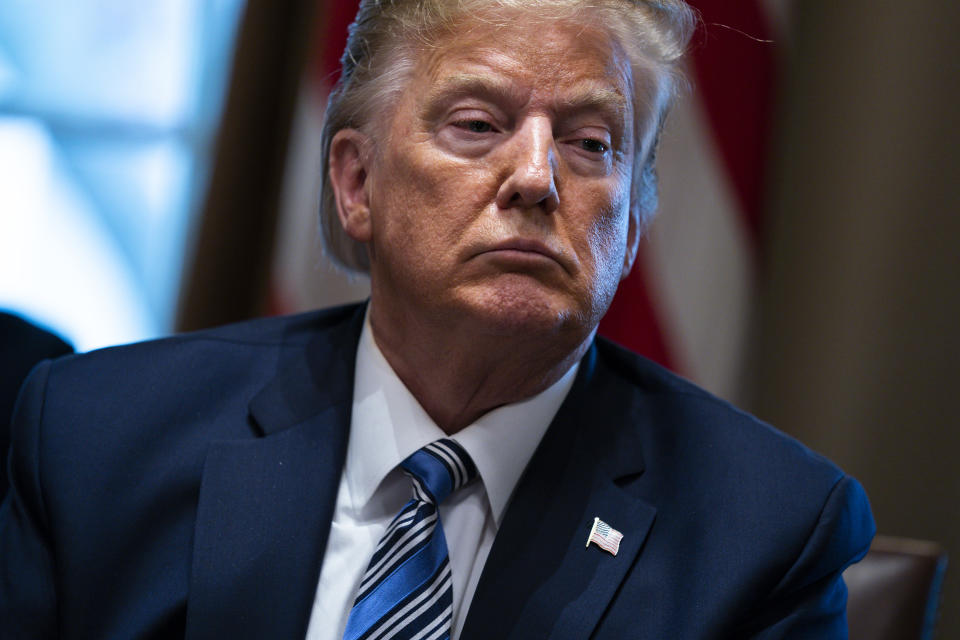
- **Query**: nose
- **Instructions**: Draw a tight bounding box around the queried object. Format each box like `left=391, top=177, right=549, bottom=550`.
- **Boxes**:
left=495, top=117, right=559, bottom=214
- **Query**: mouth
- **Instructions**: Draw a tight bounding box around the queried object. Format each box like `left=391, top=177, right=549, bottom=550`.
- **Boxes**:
left=474, top=238, right=568, bottom=273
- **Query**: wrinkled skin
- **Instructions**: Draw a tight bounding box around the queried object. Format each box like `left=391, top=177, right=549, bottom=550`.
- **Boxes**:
left=329, top=15, right=658, bottom=431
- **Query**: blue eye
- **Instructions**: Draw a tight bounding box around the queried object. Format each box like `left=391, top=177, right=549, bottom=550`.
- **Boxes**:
left=580, top=139, right=608, bottom=153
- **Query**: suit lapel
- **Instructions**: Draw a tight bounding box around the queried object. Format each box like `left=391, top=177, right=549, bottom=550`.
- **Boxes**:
left=185, top=306, right=364, bottom=640
left=462, top=345, right=656, bottom=640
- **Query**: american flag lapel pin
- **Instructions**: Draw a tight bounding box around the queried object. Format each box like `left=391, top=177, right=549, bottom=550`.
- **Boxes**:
left=586, top=516, right=623, bottom=556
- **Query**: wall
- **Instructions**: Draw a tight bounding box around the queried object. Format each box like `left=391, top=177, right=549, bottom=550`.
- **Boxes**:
left=751, top=1, right=960, bottom=636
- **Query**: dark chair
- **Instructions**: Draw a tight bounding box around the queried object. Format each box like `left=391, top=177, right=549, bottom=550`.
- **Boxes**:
left=845, top=535, right=948, bottom=640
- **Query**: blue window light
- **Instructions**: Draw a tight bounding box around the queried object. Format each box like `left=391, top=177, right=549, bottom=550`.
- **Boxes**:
left=0, top=0, right=245, bottom=352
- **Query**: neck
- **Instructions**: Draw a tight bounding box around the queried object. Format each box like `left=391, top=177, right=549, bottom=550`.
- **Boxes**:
left=368, top=302, right=592, bottom=435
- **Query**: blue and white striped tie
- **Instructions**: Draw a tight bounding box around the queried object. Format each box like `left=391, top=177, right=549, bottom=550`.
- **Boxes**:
left=343, top=438, right=478, bottom=640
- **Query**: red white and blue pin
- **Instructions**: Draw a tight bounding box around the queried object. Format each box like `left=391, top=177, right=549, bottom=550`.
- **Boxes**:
left=586, top=517, right=623, bottom=556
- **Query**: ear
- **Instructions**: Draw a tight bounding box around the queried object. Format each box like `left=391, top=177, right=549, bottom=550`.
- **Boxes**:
left=621, top=206, right=641, bottom=281
left=329, top=129, right=374, bottom=243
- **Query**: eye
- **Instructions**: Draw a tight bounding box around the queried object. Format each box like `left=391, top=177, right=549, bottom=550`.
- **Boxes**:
left=456, top=119, right=494, bottom=133
left=436, top=112, right=501, bottom=156
left=579, top=138, right=609, bottom=154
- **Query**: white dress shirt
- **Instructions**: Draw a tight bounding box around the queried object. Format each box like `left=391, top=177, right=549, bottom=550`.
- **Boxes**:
left=304, top=314, right=578, bottom=640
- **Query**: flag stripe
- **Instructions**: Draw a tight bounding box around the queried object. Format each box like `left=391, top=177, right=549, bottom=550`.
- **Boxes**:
left=599, top=260, right=678, bottom=370
left=686, top=0, right=776, bottom=245
left=313, top=0, right=357, bottom=83
left=600, top=0, right=776, bottom=389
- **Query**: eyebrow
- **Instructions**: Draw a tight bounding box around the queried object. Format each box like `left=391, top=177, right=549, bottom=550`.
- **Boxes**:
left=422, top=74, right=631, bottom=129
left=556, top=86, right=630, bottom=119
left=554, top=86, right=632, bottom=147
left=421, top=73, right=528, bottom=119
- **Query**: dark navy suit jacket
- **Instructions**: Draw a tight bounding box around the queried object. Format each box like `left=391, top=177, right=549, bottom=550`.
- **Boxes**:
left=0, top=303, right=874, bottom=638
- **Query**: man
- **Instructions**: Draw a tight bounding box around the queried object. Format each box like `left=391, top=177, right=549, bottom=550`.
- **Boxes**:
left=0, top=0, right=874, bottom=638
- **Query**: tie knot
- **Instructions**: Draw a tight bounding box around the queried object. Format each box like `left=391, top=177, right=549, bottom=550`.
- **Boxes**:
left=400, top=438, right=478, bottom=505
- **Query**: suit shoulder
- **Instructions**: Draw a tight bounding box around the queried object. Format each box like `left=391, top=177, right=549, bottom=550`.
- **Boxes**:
left=21, top=304, right=363, bottom=440
left=178, top=303, right=362, bottom=346
left=47, top=303, right=361, bottom=376
left=591, top=338, right=875, bottom=608
left=593, top=336, right=846, bottom=490
left=595, top=335, right=749, bottom=411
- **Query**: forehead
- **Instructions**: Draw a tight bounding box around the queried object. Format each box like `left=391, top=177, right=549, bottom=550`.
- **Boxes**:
left=409, top=15, right=635, bottom=114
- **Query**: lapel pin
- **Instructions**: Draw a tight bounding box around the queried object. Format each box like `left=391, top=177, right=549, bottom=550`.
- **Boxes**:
left=586, top=516, right=623, bottom=556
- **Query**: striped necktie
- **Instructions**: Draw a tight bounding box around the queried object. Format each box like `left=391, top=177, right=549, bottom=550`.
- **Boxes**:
left=342, top=438, right=478, bottom=640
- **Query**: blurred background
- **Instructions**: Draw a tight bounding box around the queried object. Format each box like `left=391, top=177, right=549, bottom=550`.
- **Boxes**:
left=1, top=0, right=957, bottom=635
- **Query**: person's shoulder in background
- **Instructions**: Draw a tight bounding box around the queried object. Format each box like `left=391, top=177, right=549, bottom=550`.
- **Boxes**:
left=0, top=311, right=74, bottom=500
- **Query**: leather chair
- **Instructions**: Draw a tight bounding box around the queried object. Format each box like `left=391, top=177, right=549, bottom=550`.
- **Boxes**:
left=845, top=535, right=948, bottom=640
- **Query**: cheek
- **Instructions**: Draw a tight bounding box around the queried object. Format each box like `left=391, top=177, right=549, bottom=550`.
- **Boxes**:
left=583, top=185, right=632, bottom=300
left=588, top=213, right=628, bottom=279
left=373, top=152, right=443, bottom=240
left=584, top=178, right=631, bottom=265
left=372, top=146, right=492, bottom=267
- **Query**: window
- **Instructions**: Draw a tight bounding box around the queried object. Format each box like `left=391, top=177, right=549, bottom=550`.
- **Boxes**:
left=0, top=0, right=245, bottom=351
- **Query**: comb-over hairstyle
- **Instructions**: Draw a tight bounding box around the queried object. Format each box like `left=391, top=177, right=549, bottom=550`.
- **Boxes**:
left=319, top=0, right=696, bottom=273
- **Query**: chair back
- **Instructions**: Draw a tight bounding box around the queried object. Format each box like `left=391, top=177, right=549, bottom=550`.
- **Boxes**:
left=845, top=535, right=947, bottom=640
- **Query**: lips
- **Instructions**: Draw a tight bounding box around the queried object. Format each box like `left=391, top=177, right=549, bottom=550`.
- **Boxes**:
left=486, top=238, right=555, bottom=257
left=475, top=238, right=570, bottom=273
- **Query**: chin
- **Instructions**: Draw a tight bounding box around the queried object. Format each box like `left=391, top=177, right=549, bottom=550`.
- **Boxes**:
left=455, top=277, right=595, bottom=339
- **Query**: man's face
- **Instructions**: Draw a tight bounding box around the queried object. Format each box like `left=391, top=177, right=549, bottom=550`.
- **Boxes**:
left=349, top=16, right=652, bottom=339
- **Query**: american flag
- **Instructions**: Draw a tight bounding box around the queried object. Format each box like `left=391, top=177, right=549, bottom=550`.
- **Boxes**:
left=587, top=517, right=623, bottom=556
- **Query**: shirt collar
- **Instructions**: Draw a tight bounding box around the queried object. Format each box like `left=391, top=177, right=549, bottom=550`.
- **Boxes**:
left=346, top=311, right=578, bottom=526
